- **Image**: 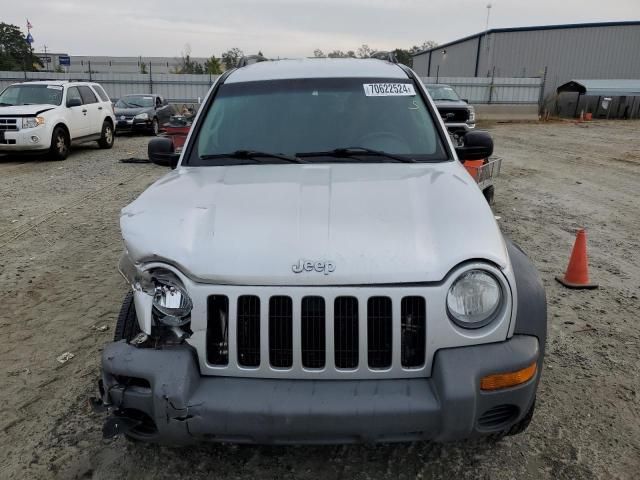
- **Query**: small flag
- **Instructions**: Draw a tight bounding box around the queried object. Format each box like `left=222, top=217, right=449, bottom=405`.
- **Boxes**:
left=27, top=19, right=33, bottom=29
left=26, top=33, right=34, bottom=44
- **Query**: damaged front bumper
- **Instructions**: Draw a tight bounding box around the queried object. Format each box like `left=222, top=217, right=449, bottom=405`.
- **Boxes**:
left=98, top=335, right=541, bottom=445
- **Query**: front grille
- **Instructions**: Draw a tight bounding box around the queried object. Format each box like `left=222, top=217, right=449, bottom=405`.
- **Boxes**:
left=438, top=107, right=469, bottom=123
left=205, top=294, right=427, bottom=377
left=0, top=118, right=18, bottom=131
left=478, top=404, right=519, bottom=429
left=237, top=295, right=260, bottom=367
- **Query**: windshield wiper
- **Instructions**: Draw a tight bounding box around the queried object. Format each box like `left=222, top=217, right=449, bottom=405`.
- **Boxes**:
left=298, top=147, right=416, bottom=163
left=127, top=103, right=144, bottom=108
left=0, top=102, right=13, bottom=107
left=200, top=150, right=307, bottom=164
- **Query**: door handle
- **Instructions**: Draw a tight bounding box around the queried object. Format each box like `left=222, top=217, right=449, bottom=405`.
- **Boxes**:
left=82, top=109, right=87, bottom=113
left=98, top=106, right=103, bottom=110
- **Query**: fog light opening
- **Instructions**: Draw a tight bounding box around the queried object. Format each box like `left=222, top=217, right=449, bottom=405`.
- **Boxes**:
left=30, top=135, right=40, bottom=143
left=480, top=362, right=537, bottom=391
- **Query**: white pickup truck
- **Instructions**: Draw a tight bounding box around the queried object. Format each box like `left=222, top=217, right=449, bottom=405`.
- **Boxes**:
left=0, top=80, right=115, bottom=160
left=96, top=57, right=547, bottom=445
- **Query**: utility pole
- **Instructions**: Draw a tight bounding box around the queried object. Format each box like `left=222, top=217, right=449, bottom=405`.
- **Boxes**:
left=485, top=3, right=493, bottom=76
left=25, top=18, right=34, bottom=73
left=43, top=45, right=50, bottom=71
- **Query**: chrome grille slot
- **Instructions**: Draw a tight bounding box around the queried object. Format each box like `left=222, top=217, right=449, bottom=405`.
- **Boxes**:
left=237, top=295, right=260, bottom=367
left=401, top=296, right=426, bottom=368
left=334, top=297, right=359, bottom=369
left=206, top=295, right=229, bottom=365
left=269, top=296, right=293, bottom=368
left=0, top=118, right=18, bottom=131
left=439, top=108, right=469, bottom=123
left=367, top=297, right=392, bottom=369
left=301, top=296, right=325, bottom=369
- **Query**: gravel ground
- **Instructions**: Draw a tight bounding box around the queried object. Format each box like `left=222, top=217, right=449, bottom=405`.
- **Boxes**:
left=0, top=122, right=639, bottom=480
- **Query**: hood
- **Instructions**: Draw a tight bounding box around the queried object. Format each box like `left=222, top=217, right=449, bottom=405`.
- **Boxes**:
left=121, top=163, right=508, bottom=285
left=0, top=104, right=56, bottom=116
left=114, top=106, right=153, bottom=116
left=432, top=100, right=469, bottom=109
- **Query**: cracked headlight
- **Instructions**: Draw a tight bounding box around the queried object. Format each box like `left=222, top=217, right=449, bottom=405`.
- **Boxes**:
left=134, top=112, right=149, bottom=120
left=22, top=116, right=45, bottom=129
left=447, top=269, right=502, bottom=328
left=151, top=271, right=193, bottom=327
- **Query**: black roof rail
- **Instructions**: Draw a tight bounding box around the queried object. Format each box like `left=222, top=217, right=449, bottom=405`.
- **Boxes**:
left=237, top=54, right=269, bottom=68
left=370, top=51, right=398, bottom=64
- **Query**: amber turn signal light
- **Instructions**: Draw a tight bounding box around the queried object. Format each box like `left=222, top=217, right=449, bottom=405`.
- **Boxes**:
left=480, top=362, right=537, bottom=391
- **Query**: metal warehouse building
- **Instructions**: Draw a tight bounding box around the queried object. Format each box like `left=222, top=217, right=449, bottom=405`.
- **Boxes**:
left=412, top=21, right=640, bottom=106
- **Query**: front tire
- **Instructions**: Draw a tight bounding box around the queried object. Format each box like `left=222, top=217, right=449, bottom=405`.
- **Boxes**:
left=49, top=126, right=70, bottom=161
left=114, top=292, right=142, bottom=342
left=98, top=121, right=114, bottom=149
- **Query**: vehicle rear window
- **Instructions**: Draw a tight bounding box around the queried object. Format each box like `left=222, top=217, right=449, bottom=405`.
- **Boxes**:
left=190, top=77, right=448, bottom=165
left=92, top=85, right=110, bottom=102
left=78, top=86, right=98, bottom=104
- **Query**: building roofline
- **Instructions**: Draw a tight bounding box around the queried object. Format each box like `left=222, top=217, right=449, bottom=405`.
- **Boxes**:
left=412, top=20, right=640, bottom=56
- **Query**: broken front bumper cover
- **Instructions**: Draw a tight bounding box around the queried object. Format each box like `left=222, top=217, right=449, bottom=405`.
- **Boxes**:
left=99, top=335, right=540, bottom=445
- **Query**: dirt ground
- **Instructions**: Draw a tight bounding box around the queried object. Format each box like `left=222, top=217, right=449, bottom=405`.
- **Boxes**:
left=1, top=122, right=639, bottom=480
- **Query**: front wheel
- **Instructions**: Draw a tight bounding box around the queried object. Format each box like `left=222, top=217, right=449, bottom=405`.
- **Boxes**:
left=98, top=121, right=114, bottom=149
left=49, top=126, right=70, bottom=161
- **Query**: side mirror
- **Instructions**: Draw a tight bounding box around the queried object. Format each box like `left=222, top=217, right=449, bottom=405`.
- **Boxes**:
left=461, top=98, right=469, bottom=104
left=148, top=137, right=180, bottom=169
left=67, top=98, right=82, bottom=108
left=455, top=130, right=494, bottom=161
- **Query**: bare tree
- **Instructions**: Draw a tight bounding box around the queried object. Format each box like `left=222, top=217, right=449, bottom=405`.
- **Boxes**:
left=409, top=41, right=438, bottom=54
left=356, top=44, right=375, bottom=58
left=313, top=49, right=325, bottom=58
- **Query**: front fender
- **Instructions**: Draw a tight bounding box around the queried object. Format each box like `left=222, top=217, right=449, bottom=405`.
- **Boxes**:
left=505, top=237, right=547, bottom=358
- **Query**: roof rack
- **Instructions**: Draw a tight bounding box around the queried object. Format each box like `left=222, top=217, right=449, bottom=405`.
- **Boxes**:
left=236, top=54, right=269, bottom=68
left=369, top=51, right=398, bottom=64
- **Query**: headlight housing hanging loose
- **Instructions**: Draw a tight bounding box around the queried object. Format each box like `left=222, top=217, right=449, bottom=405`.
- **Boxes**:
left=151, top=272, right=193, bottom=327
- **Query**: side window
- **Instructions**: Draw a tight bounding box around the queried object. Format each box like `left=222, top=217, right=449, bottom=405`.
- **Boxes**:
left=92, top=85, right=110, bottom=102
left=66, top=87, right=82, bottom=105
left=155, top=96, right=162, bottom=108
left=78, top=85, right=98, bottom=104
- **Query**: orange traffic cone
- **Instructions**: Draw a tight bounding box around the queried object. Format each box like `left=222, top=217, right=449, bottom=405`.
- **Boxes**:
left=555, top=229, right=598, bottom=289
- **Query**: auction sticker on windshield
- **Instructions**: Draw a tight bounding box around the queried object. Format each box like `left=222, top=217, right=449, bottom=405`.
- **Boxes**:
left=363, top=83, right=416, bottom=96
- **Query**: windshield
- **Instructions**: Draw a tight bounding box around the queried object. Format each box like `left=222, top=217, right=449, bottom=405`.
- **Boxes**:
left=426, top=85, right=461, bottom=102
left=115, top=95, right=154, bottom=108
left=0, top=84, right=63, bottom=106
left=189, top=77, right=447, bottom=165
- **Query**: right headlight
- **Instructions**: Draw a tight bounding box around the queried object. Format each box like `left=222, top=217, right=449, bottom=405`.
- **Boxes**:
left=447, top=269, right=502, bottom=328
left=151, top=271, right=193, bottom=327
left=468, top=107, right=476, bottom=122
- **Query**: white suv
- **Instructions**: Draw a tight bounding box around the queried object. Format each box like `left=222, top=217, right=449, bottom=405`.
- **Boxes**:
left=0, top=81, right=116, bottom=160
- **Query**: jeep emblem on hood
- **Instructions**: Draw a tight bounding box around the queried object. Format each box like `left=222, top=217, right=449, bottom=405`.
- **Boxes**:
left=292, top=259, right=336, bottom=275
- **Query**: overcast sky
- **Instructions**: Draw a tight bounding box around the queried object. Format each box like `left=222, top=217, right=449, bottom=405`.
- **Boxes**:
left=5, top=0, right=640, bottom=58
